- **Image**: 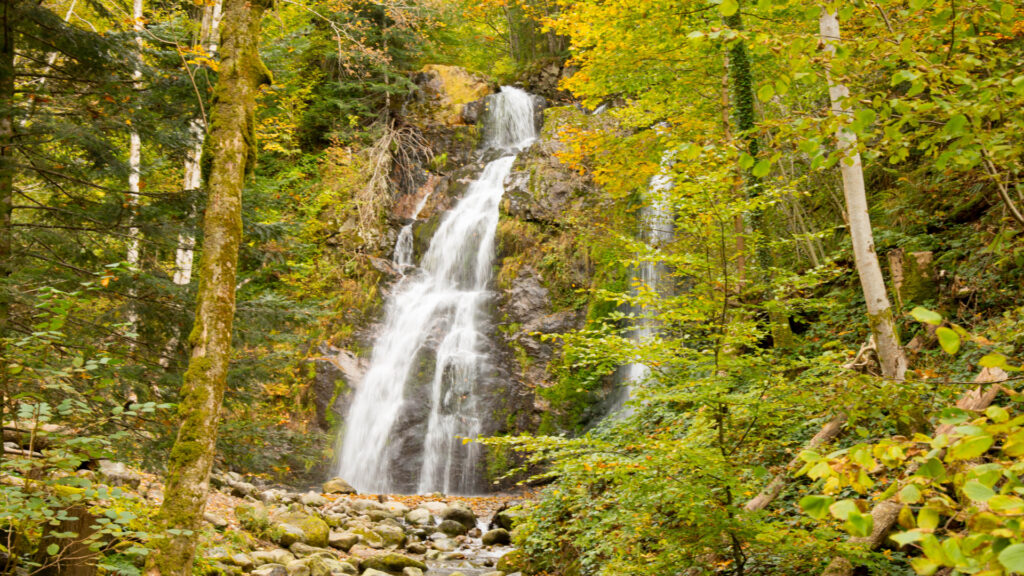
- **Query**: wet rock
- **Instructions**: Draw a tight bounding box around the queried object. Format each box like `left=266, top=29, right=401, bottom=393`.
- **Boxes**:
left=402, top=568, right=424, bottom=576
left=419, top=501, right=447, bottom=515
left=467, top=527, right=482, bottom=539
left=437, top=519, right=469, bottom=537
left=328, top=531, right=359, bottom=552
left=323, top=477, right=357, bottom=495
left=284, top=555, right=353, bottom=576
left=405, top=542, right=427, bottom=555
left=229, top=553, right=253, bottom=570
left=383, top=501, right=410, bottom=516
left=362, top=570, right=391, bottom=576
left=481, top=572, right=506, bottom=576
left=322, top=512, right=346, bottom=528
left=441, top=552, right=466, bottom=561
left=482, top=528, right=511, bottom=546
left=411, top=65, right=494, bottom=126
left=350, top=499, right=386, bottom=513
left=251, top=549, right=296, bottom=567
left=313, top=346, right=365, bottom=432
left=360, top=552, right=428, bottom=574
left=251, top=564, right=287, bottom=576
left=441, top=502, right=477, bottom=529
left=268, top=512, right=330, bottom=548
left=349, top=526, right=384, bottom=548
left=366, top=509, right=395, bottom=522
left=373, top=523, right=406, bottom=548
left=404, top=508, right=432, bottom=526
left=430, top=538, right=456, bottom=552
left=493, top=506, right=524, bottom=531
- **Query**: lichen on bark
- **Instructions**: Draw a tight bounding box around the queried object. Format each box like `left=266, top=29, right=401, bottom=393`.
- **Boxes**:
left=143, top=0, right=270, bottom=572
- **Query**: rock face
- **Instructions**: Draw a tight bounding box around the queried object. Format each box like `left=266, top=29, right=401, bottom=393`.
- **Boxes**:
left=311, top=345, right=367, bottom=433
left=410, top=65, right=494, bottom=127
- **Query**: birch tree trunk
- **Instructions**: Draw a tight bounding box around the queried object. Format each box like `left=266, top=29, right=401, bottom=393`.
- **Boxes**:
left=173, top=0, right=223, bottom=287
left=819, top=7, right=907, bottom=380
left=125, top=0, right=143, bottom=329
left=143, top=0, right=269, bottom=570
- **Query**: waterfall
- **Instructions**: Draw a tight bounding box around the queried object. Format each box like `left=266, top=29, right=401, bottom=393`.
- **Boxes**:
left=338, top=87, right=538, bottom=494
left=616, top=152, right=674, bottom=410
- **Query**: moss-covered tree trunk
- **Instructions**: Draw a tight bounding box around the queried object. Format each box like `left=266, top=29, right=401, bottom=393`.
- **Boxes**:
left=143, top=0, right=269, bottom=571
left=1, top=0, right=16, bottom=422
left=818, top=8, right=906, bottom=381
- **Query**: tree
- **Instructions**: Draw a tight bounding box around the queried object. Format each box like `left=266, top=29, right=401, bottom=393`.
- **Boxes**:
left=818, top=6, right=906, bottom=380
left=143, top=0, right=270, bottom=570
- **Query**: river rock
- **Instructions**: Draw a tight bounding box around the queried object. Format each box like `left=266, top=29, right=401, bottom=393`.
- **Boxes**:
left=402, top=568, right=423, bottom=576
left=441, top=502, right=476, bottom=529
left=361, top=553, right=428, bottom=574
left=328, top=531, right=359, bottom=551
left=419, top=501, right=447, bottom=515
left=361, top=570, right=391, bottom=576
left=251, top=549, right=296, bottom=567
left=482, top=528, right=511, bottom=546
left=322, top=477, right=357, bottom=495
left=251, top=564, right=287, bottom=576
left=96, top=460, right=143, bottom=489
left=404, top=508, right=432, bottom=526
left=481, top=572, right=506, bottom=576
left=204, top=547, right=232, bottom=563
left=430, top=538, right=456, bottom=552
left=437, top=519, right=469, bottom=537
left=288, top=542, right=334, bottom=558
left=229, top=553, right=254, bottom=570
left=299, top=491, right=327, bottom=507
left=373, top=523, right=406, bottom=548
left=269, top=511, right=330, bottom=548
left=367, top=509, right=395, bottom=522
left=493, top=507, right=523, bottom=531
left=349, top=526, right=385, bottom=548
left=467, top=527, right=482, bottom=538
left=204, top=512, right=229, bottom=530
left=405, top=542, right=427, bottom=555
left=350, top=499, right=386, bottom=513
left=383, top=501, right=410, bottom=515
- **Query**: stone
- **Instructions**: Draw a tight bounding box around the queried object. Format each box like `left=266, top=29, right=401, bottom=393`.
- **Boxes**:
left=235, top=502, right=270, bottom=532
left=284, top=559, right=310, bottom=576
left=441, top=502, right=476, bottom=529
left=493, top=507, right=523, bottom=531
left=328, top=531, right=359, bottom=552
left=204, top=512, right=229, bottom=530
left=430, top=538, right=455, bottom=552
left=350, top=499, right=386, bottom=513
left=269, top=511, right=331, bottom=548
left=203, top=547, right=232, bottom=563
left=405, top=542, right=427, bottom=555
left=96, top=460, right=143, bottom=489
left=360, top=552, right=428, bottom=574
left=268, top=523, right=305, bottom=548
left=229, top=481, right=258, bottom=498
left=481, top=572, right=506, bottom=576
left=424, top=549, right=440, bottom=560
left=251, top=549, right=295, bottom=567
left=437, top=519, right=468, bottom=537
left=361, top=570, right=391, bottom=576
left=413, top=65, right=494, bottom=126
left=334, top=561, right=358, bottom=575
left=366, top=509, right=395, bottom=522
left=373, top=523, right=406, bottom=548
left=323, top=512, right=346, bottom=528
left=322, top=476, right=357, bottom=495
left=402, top=568, right=424, bottom=576
left=204, top=562, right=243, bottom=576
left=288, top=542, right=334, bottom=558
left=299, top=491, right=327, bottom=507
left=440, top=552, right=466, bottom=561
left=482, top=528, right=511, bottom=546
left=229, top=553, right=253, bottom=570
left=350, top=527, right=384, bottom=548
left=467, top=527, right=481, bottom=538
left=418, top=501, right=447, bottom=515
left=260, top=489, right=287, bottom=504
left=251, top=564, right=287, bottom=576
left=403, top=508, right=432, bottom=526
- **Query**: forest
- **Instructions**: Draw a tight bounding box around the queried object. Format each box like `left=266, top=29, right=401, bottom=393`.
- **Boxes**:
left=2, top=0, right=1024, bottom=575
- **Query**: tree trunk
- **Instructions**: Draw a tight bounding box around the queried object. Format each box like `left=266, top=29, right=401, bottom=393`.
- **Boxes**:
left=173, top=0, right=223, bottom=287
left=143, top=0, right=269, bottom=570
left=818, top=8, right=906, bottom=381
left=126, top=0, right=143, bottom=331
left=1, top=0, right=16, bottom=426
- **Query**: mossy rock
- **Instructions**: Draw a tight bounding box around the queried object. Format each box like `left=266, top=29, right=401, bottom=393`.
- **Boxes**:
left=235, top=502, right=270, bottom=532
left=361, top=552, right=428, bottom=574
left=496, top=548, right=528, bottom=573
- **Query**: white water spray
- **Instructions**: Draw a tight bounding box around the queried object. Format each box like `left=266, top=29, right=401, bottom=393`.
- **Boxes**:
left=338, top=87, right=537, bottom=494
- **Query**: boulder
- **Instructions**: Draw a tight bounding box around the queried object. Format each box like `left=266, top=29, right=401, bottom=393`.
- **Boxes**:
left=437, top=519, right=468, bottom=537
left=268, top=523, right=305, bottom=548
left=349, top=526, right=384, bottom=548
left=96, top=460, right=143, bottom=489
left=412, top=65, right=493, bottom=126
left=494, top=507, right=524, bottom=531
left=204, top=512, right=229, bottom=530
left=284, top=555, right=351, bottom=576
left=383, top=501, right=410, bottom=516
left=405, top=542, right=427, bottom=555
left=229, top=553, right=254, bottom=570
left=203, top=547, right=232, bottom=563
left=402, top=568, right=424, bottom=576
left=251, top=564, right=287, bottom=576
left=467, top=527, right=482, bottom=539
left=269, top=511, right=330, bottom=548
left=418, top=501, right=447, bottom=516
left=299, top=491, right=327, bottom=507
left=350, top=499, right=386, bottom=513
left=322, top=477, right=357, bottom=495
left=288, top=542, right=334, bottom=558
left=403, top=508, right=432, bottom=526
left=373, top=523, right=406, bottom=548
left=430, top=538, right=455, bottom=552
left=482, top=528, right=511, bottom=546
left=367, top=509, right=395, bottom=522
left=328, top=531, right=359, bottom=552
left=251, top=549, right=295, bottom=567
left=362, top=570, right=391, bottom=576
left=441, top=502, right=476, bottom=529
left=361, top=553, right=428, bottom=574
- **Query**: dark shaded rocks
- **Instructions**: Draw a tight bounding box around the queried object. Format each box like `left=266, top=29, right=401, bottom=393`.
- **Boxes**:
left=482, top=528, right=511, bottom=546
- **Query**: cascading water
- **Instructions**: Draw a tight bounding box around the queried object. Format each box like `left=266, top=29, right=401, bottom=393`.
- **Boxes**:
left=337, top=87, right=537, bottom=494
left=615, top=152, right=675, bottom=410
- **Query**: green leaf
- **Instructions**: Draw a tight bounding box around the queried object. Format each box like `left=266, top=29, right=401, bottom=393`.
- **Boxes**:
left=799, top=495, right=834, bottom=520
left=910, top=306, right=943, bottom=325
left=936, top=327, right=961, bottom=354
left=917, top=458, right=946, bottom=481
left=719, top=0, right=739, bottom=17
left=979, top=354, right=1007, bottom=368
left=738, top=153, right=755, bottom=170
left=829, top=499, right=858, bottom=521
left=999, top=544, right=1024, bottom=573
left=846, top=510, right=873, bottom=538
left=918, top=507, right=940, bottom=530
left=892, top=529, right=925, bottom=546
left=988, top=495, right=1024, bottom=513
left=985, top=405, right=1009, bottom=423
left=963, top=480, right=995, bottom=502
left=752, top=160, right=771, bottom=178
left=943, top=114, right=968, bottom=137
left=46, top=544, right=60, bottom=556
left=899, top=484, right=922, bottom=504
left=757, top=83, right=774, bottom=102
left=949, top=434, right=994, bottom=461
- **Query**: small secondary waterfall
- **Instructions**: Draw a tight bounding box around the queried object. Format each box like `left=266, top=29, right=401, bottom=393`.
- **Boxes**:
left=617, top=152, right=675, bottom=409
left=338, top=87, right=537, bottom=494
